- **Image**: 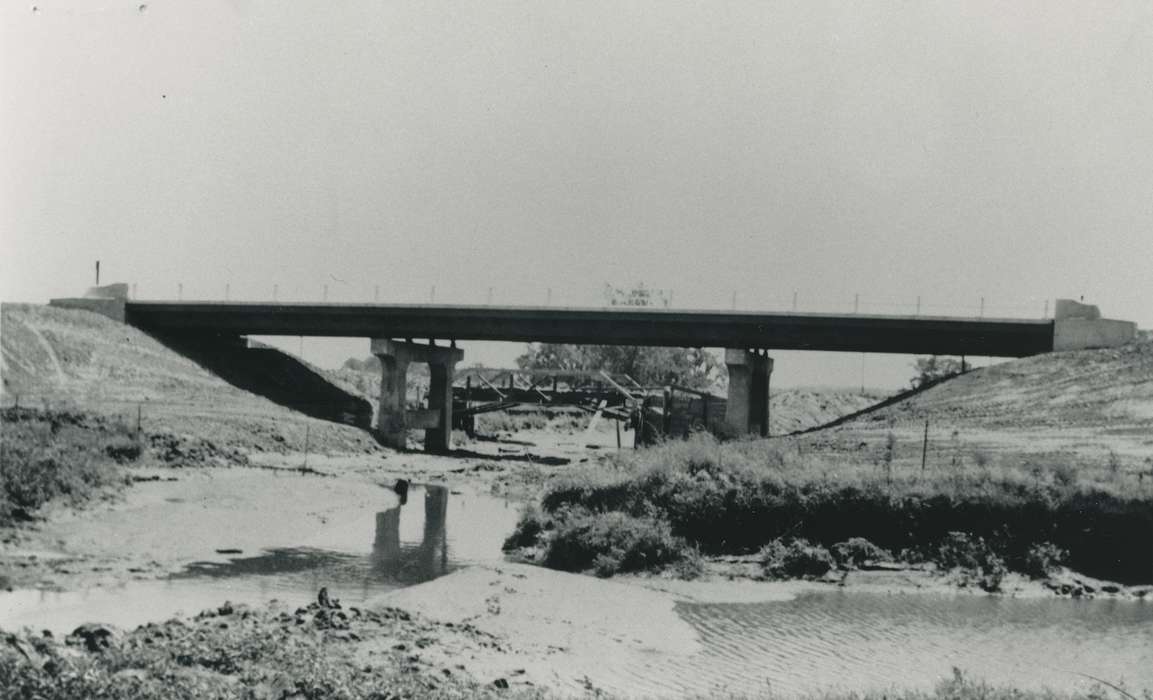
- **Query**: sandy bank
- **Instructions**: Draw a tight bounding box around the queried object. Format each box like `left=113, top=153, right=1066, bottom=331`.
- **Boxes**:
left=2, top=466, right=400, bottom=590
left=377, top=562, right=703, bottom=696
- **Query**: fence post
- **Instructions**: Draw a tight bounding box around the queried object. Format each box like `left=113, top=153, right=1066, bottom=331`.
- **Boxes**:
left=792, top=290, right=798, bottom=312
left=136, top=403, right=142, bottom=439
left=921, top=419, right=929, bottom=472
left=979, top=297, right=985, bottom=317
left=916, top=296, right=921, bottom=315
left=303, top=424, right=310, bottom=469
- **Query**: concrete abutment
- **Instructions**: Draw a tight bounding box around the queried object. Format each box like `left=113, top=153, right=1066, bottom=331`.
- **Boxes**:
left=371, top=339, right=463, bottom=453
left=725, top=349, right=774, bottom=438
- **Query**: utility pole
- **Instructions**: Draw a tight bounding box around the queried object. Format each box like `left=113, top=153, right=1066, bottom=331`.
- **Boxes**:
left=95, top=260, right=100, bottom=286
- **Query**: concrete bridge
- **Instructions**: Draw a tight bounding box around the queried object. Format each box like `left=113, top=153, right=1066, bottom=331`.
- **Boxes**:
left=51, top=285, right=1137, bottom=453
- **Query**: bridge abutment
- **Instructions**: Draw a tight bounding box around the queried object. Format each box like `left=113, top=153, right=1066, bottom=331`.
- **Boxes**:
left=371, top=339, right=463, bottom=453
left=725, top=349, right=773, bottom=437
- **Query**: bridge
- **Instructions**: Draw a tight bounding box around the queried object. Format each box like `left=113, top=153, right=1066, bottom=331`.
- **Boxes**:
left=51, top=285, right=1137, bottom=453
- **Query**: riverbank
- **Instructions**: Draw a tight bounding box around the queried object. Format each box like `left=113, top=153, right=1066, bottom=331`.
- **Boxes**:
left=4, top=565, right=1151, bottom=699
left=503, top=430, right=1153, bottom=590
left=3, top=437, right=1151, bottom=697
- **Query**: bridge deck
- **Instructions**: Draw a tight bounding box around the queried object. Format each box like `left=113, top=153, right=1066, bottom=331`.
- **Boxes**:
left=125, top=301, right=1054, bottom=357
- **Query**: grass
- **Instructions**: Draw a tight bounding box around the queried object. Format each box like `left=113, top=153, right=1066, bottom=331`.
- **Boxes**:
left=508, top=433, right=1152, bottom=583
left=0, top=407, right=136, bottom=525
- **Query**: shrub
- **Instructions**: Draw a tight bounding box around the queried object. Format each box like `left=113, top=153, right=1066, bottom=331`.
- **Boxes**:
left=832, top=538, right=892, bottom=569
left=543, top=509, right=688, bottom=576
left=502, top=504, right=550, bottom=550
left=1023, top=542, right=1067, bottom=579
left=759, top=538, right=835, bottom=579
left=1049, top=460, right=1078, bottom=487
left=1, top=408, right=130, bottom=524
left=534, top=432, right=1153, bottom=583
left=104, top=435, right=143, bottom=464
left=934, top=532, right=1007, bottom=592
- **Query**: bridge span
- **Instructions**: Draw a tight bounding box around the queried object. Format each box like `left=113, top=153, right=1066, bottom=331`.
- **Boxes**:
left=50, top=287, right=1137, bottom=453
left=122, top=301, right=1055, bottom=357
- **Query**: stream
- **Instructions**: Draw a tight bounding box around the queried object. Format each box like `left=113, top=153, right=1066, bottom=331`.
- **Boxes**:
left=2, top=484, right=1150, bottom=694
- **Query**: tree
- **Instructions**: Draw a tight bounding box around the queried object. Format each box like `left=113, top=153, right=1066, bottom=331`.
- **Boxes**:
left=516, top=283, right=724, bottom=391
left=910, top=356, right=965, bottom=389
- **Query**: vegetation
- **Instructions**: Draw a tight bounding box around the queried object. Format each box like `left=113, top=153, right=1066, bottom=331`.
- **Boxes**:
left=476, top=410, right=588, bottom=435
left=0, top=408, right=135, bottom=524
left=910, top=356, right=966, bottom=389
left=0, top=598, right=545, bottom=700
left=507, top=433, right=1152, bottom=583
left=517, top=283, right=724, bottom=391
left=545, top=508, right=689, bottom=577
left=759, top=538, right=836, bottom=579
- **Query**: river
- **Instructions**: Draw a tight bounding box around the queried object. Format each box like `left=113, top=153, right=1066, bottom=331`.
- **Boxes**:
left=2, top=484, right=1150, bottom=695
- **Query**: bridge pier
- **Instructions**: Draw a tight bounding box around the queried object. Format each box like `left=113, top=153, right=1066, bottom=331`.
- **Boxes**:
left=725, top=349, right=773, bottom=437
left=371, top=339, right=463, bottom=453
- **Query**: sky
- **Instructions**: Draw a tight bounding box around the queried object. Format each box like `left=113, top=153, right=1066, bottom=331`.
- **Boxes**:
left=2, top=1, right=1151, bottom=389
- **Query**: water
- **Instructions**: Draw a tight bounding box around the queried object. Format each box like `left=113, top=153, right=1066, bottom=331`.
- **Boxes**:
left=2, top=484, right=1150, bottom=694
left=0, top=484, right=521, bottom=633
left=674, top=591, right=1153, bottom=695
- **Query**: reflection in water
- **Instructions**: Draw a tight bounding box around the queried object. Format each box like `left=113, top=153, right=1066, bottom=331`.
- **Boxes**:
left=372, top=485, right=450, bottom=584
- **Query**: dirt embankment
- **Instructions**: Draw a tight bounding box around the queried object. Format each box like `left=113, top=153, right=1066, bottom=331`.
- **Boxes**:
left=1, top=303, right=383, bottom=457
left=799, top=340, right=1153, bottom=470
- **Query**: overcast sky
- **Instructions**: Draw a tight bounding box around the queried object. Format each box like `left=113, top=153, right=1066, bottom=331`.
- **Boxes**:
left=3, top=1, right=1150, bottom=388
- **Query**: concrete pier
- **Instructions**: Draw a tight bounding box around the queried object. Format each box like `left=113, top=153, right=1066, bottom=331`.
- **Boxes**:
left=371, top=339, right=463, bottom=453
left=724, top=349, right=773, bottom=437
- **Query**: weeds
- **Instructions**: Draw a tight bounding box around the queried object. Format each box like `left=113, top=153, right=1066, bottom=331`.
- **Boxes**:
left=832, top=537, right=893, bottom=569
left=0, top=408, right=136, bottom=524
left=515, top=433, right=1153, bottom=583
left=934, top=532, right=1008, bottom=592
left=759, top=538, right=835, bottom=579
left=544, top=508, right=688, bottom=577
left=1023, top=542, right=1068, bottom=579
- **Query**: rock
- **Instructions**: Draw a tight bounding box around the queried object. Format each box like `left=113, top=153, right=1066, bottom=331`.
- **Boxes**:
left=317, top=587, right=340, bottom=609
left=67, top=623, right=120, bottom=652
left=113, top=669, right=149, bottom=681
left=493, top=678, right=510, bottom=689
left=394, top=479, right=410, bottom=502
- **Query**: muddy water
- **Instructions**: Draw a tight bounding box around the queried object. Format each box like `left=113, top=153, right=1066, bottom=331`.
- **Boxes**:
left=674, top=592, right=1153, bottom=695
left=0, top=484, right=520, bottom=633
left=2, top=484, right=1151, bottom=695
